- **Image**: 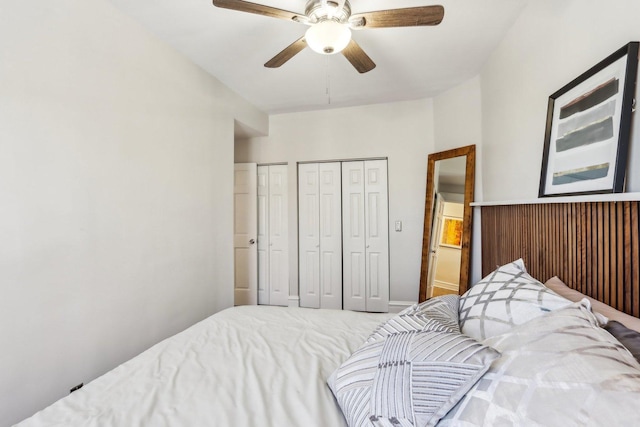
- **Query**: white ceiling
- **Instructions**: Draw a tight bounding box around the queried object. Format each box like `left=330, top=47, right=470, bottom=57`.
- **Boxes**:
left=107, top=0, right=527, bottom=116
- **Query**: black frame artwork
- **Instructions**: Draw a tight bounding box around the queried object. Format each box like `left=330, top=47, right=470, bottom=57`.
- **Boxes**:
left=539, top=42, right=639, bottom=197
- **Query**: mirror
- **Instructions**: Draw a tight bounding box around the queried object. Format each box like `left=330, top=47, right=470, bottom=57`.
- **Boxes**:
left=419, top=145, right=475, bottom=302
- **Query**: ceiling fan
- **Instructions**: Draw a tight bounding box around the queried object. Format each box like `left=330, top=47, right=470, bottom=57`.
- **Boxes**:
left=212, top=0, right=444, bottom=73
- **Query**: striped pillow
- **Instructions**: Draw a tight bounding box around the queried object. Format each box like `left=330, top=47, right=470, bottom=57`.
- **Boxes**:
left=329, top=302, right=500, bottom=427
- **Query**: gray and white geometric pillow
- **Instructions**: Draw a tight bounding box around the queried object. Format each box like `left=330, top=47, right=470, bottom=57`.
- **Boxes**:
left=459, top=259, right=570, bottom=341
left=329, top=304, right=500, bottom=427
left=366, top=294, right=460, bottom=343
left=439, top=300, right=640, bottom=426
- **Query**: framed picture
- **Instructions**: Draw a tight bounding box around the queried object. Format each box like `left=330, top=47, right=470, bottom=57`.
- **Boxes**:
left=440, top=216, right=463, bottom=248
left=539, top=42, right=639, bottom=197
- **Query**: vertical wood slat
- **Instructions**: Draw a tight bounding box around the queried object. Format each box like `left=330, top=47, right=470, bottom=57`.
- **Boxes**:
left=596, top=203, right=601, bottom=297
left=624, top=203, right=632, bottom=315
left=631, top=203, right=639, bottom=317
left=609, top=202, right=617, bottom=308
left=586, top=203, right=592, bottom=298
left=616, top=203, right=624, bottom=311
left=481, top=201, right=640, bottom=318
left=567, top=204, right=574, bottom=290
left=603, top=204, right=610, bottom=306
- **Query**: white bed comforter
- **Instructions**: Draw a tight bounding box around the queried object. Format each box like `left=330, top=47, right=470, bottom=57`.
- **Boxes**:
left=17, top=306, right=393, bottom=427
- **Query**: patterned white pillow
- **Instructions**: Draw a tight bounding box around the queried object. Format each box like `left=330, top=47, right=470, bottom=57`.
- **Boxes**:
left=439, top=300, right=640, bottom=426
left=366, top=295, right=460, bottom=343
left=329, top=302, right=500, bottom=427
left=459, top=259, right=570, bottom=341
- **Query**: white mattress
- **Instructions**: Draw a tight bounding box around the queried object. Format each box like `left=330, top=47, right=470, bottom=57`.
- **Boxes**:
left=17, top=306, right=393, bottom=426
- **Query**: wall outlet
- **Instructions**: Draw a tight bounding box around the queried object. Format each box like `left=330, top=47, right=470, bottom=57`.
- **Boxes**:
left=70, top=383, right=83, bottom=394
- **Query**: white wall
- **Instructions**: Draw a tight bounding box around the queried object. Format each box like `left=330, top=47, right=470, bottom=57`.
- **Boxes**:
left=0, top=1, right=266, bottom=425
left=235, top=99, right=435, bottom=303
left=432, top=1, right=640, bottom=281
left=432, top=77, right=484, bottom=283
left=433, top=77, right=483, bottom=155
left=480, top=0, right=640, bottom=201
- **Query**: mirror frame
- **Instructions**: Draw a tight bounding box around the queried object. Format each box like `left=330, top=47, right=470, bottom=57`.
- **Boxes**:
left=419, top=144, right=476, bottom=302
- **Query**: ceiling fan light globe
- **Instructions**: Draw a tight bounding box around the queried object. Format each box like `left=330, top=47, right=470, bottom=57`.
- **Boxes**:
left=305, top=21, right=351, bottom=55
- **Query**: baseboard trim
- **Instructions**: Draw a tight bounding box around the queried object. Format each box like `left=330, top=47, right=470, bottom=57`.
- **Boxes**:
left=388, top=300, right=416, bottom=313
left=433, top=281, right=459, bottom=291
left=287, top=298, right=415, bottom=312
left=288, top=296, right=300, bottom=308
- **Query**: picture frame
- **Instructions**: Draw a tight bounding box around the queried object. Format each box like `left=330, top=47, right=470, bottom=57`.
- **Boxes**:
left=539, top=42, right=639, bottom=197
left=440, top=216, right=463, bottom=248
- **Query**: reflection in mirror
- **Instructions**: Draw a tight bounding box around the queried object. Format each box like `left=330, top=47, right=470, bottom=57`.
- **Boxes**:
left=427, top=157, right=466, bottom=298
left=419, top=145, right=475, bottom=302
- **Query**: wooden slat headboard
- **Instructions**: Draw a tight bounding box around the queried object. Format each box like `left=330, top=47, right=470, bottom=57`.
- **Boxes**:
left=481, top=201, right=640, bottom=317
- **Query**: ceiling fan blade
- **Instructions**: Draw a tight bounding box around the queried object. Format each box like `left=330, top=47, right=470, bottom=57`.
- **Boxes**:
left=350, top=5, right=444, bottom=29
left=342, top=39, right=376, bottom=73
left=212, top=0, right=304, bottom=22
left=264, top=37, right=307, bottom=68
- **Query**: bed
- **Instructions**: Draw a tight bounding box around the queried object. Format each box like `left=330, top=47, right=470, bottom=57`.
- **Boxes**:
left=16, top=201, right=640, bottom=426
left=17, top=260, right=640, bottom=426
left=16, top=306, right=393, bottom=426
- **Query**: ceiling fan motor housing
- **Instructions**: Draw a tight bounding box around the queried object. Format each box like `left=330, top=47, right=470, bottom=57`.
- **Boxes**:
left=305, top=0, right=351, bottom=24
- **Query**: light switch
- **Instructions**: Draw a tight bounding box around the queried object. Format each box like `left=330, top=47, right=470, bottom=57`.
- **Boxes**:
left=395, top=220, right=402, bottom=232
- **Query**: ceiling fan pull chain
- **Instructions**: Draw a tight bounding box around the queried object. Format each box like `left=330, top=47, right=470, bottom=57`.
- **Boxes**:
left=326, top=55, right=331, bottom=105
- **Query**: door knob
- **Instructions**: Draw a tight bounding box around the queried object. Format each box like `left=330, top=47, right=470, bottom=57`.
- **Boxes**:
left=249, top=239, right=256, bottom=245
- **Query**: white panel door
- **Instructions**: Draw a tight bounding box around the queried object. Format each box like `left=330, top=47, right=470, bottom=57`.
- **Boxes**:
left=268, top=165, right=289, bottom=306
left=427, top=193, right=444, bottom=299
left=319, top=163, right=342, bottom=310
left=234, top=163, right=258, bottom=306
left=364, top=160, right=389, bottom=312
left=257, top=166, right=269, bottom=305
left=298, top=163, right=320, bottom=308
left=342, top=161, right=367, bottom=311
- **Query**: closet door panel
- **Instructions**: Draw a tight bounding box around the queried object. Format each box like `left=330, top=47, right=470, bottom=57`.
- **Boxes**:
left=268, top=165, right=289, bottom=306
left=257, top=166, right=270, bottom=305
left=298, top=164, right=320, bottom=308
left=342, top=161, right=367, bottom=311
left=319, top=162, right=342, bottom=310
left=365, top=160, right=390, bottom=312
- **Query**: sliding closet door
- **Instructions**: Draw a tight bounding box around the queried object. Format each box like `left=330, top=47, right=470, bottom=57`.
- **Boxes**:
left=268, top=165, right=289, bottom=306
left=342, top=161, right=367, bottom=311
left=298, top=163, right=320, bottom=308
left=364, top=160, right=389, bottom=312
left=234, top=163, right=258, bottom=305
left=318, top=163, right=342, bottom=310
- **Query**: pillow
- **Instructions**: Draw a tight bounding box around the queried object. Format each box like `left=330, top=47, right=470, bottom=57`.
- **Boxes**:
left=459, top=259, right=571, bottom=341
left=605, top=320, right=640, bottom=363
left=397, top=294, right=460, bottom=319
left=367, top=294, right=460, bottom=343
left=329, top=304, right=500, bottom=427
left=545, top=276, right=640, bottom=333
left=439, top=300, right=640, bottom=426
